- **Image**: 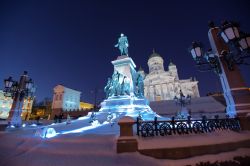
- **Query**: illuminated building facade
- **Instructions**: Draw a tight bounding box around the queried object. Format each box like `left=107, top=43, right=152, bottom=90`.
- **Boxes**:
left=0, top=90, right=34, bottom=120
left=139, top=51, right=200, bottom=101
left=0, top=90, right=13, bottom=119
left=52, top=85, right=81, bottom=111
left=21, top=97, right=34, bottom=120
left=51, top=85, right=94, bottom=119
left=80, top=102, right=94, bottom=110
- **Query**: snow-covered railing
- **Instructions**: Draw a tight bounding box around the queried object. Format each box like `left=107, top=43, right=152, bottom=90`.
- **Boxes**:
left=136, top=116, right=241, bottom=137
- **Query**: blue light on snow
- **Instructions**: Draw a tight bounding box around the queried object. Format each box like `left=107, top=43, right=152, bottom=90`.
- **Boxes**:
left=35, top=127, right=57, bottom=138
left=61, top=121, right=101, bottom=134
left=44, top=128, right=57, bottom=138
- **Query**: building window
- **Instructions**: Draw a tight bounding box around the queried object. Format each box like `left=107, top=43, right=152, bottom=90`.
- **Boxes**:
left=59, top=94, right=62, bottom=100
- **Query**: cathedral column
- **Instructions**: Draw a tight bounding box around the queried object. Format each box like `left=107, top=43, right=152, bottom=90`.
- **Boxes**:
left=160, top=84, right=165, bottom=100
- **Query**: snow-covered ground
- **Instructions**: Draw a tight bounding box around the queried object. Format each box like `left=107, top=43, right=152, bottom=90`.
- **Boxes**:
left=0, top=130, right=250, bottom=166
left=0, top=114, right=250, bottom=166
left=138, top=130, right=250, bottom=149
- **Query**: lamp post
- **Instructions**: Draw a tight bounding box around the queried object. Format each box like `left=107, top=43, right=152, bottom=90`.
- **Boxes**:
left=91, top=88, right=102, bottom=111
left=189, top=21, right=250, bottom=117
left=3, top=71, right=36, bottom=127
left=174, top=90, right=191, bottom=119
left=190, top=42, right=222, bottom=74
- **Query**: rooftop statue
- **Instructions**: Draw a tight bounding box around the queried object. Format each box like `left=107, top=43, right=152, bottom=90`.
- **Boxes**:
left=115, top=33, right=129, bottom=55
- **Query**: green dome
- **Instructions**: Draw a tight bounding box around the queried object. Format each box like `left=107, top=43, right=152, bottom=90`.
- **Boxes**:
left=149, top=49, right=162, bottom=59
left=169, top=59, right=175, bottom=66
left=138, top=66, right=144, bottom=71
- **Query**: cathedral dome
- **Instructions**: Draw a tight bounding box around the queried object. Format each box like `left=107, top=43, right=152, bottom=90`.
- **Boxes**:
left=168, top=59, right=176, bottom=66
left=147, top=49, right=164, bottom=73
left=138, top=66, right=144, bottom=71
left=149, top=49, right=162, bottom=59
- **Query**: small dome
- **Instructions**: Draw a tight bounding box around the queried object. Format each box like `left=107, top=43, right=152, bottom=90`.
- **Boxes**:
left=149, top=49, right=162, bottom=59
left=138, top=66, right=144, bottom=71
left=169, top=59, right=176, bottom=66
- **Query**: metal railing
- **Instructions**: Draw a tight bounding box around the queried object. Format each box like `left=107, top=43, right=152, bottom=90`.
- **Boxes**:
left=136, top=116, right=241, bottom=137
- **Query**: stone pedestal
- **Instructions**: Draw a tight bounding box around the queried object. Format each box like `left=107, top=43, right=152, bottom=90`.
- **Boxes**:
left=117, top=116, right=138, bottom=153
left=99, top=95, right=154, bottom=120
left=117, top=137, right=138, bottom=153
left=99, top=55, right=154, bottom=119
left=111, top=55, right=137, bottom=94
left=239, top=116, right=250, bottom=130
left=118, top=116, right=135, bottom=136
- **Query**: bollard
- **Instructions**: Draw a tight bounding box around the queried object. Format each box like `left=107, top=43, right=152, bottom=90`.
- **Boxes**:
left=117, top=116, right=138, bottom=153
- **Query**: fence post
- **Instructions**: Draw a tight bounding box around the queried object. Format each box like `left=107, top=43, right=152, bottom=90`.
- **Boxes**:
left=202, top=115, right=207, bottom=132
left=154, top=116, right=158, bottom=136
left=171, top=117, right=176, bottom=134
left=136, top=117, right=140, bottom=136
left=235, top=117, right=241, bottom=131
left=214, top=115, right=219, bottom=129
left=187, top=116, right=192, bottom=133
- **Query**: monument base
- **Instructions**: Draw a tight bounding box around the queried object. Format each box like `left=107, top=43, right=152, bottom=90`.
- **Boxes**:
left=99, top=95, right=156, bottom=120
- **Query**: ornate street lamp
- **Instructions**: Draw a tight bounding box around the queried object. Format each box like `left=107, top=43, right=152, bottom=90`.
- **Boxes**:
left=238, top=32, right=250, bottom=52
left=174, top=90, right=191, bottom=119
left=25, top=78, right=36, bottom=97
left=174, top=90, right=191, bottom=107
left=190, top=21, right=249, bottom=72
left=219, top=21, right=250, bottom=68
left=3, top=71, right=36, bottom=127
left=219, top=21, right=240, bottom=43
left=4, top=77, right=14, bottom=89
left=190, top=42, right=222, bottom=74
left=189, top=20, right=250, bottom=117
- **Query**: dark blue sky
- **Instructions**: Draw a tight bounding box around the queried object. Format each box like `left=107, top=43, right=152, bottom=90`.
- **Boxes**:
left=0, top=0, right=250, bottom=103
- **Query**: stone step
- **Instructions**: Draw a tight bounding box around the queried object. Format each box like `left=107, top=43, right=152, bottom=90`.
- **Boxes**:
left=136, top=131, right=250, bottom=159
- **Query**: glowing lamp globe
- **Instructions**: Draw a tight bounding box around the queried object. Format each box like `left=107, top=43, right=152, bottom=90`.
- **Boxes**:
left=190, top=42, right=203, bottom=60
left=4, top=77, right=14, bottom=88
left=25, top=78, right=33, bottom=90
left=220, top=21, right=240, bottom=43
left=238, top=33, right=250, bottom=51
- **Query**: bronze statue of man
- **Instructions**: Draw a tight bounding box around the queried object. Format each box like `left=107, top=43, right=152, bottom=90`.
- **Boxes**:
left=115, top=33, right=129, bottom=55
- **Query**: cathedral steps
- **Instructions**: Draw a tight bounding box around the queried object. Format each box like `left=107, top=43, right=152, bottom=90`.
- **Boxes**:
left=136, top=131, right=250, bottom=159
left=150, top=96, right=226, bottom=118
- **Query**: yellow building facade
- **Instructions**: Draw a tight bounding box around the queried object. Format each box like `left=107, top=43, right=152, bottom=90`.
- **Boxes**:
left=79, top=102, right=94, bottom=110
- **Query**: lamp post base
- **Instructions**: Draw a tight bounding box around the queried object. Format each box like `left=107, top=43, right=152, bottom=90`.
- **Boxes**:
left=8, top=109, right=22, bottom=127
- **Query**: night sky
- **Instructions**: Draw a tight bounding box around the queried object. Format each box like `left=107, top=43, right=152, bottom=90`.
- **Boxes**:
left=0, top=0, right=250, bottom=104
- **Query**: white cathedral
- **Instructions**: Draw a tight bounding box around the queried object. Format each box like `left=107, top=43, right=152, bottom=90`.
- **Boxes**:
left=138, top=50, right=200, bottom=101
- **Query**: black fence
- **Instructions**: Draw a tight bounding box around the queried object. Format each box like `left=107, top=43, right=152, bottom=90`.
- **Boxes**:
left=136, top=116, right=241, bottom=137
